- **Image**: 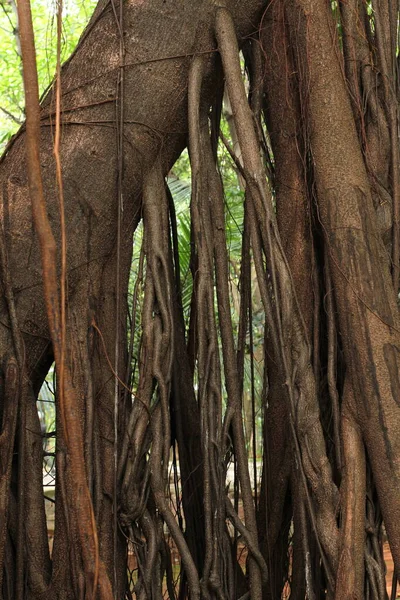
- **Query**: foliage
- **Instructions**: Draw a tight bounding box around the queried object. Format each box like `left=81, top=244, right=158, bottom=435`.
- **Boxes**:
left=0, top=0, right=96, bottom=147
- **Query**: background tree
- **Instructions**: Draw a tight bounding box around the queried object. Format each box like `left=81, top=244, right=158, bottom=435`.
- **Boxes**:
left=0, top=0, right=399, bottom=599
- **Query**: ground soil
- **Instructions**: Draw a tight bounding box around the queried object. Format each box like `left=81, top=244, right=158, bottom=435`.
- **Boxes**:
left=385, top=543, right=399, bottom=598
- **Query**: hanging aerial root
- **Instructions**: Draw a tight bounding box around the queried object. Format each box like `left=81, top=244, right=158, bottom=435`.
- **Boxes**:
left=215, top=5, right=339, bottom=587
left=119, top=273, right=154, bottom=511
left=142, top=157, right=174, bottom=481
left=150, top=407, right=200, bottom=600
left=0, top=357, right=19, bottom=591
left=203, top=127, right=267, bottom=592
left=335, top=381, right=366, bottom=600
left=188, top=53, right=226, bottom=598
left=124, top=157, right=202, bottom=598
left=15, top=0, right=114, bottom=596
left=245, top=43, right=263, bottom=509
left=120, top=157, right=173, bottom=523
left=225, top=498, right=268, bottom=581
left=324, top=258, right=342, bottom=472
left=138, top=509, right=160, bottom=600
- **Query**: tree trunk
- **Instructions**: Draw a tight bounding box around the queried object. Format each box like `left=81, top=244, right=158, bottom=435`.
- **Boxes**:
left=0, top=1, right=268, bottom=597
left=287, top=0, right=400, bottom=575
left=0, top=0, right=399, bottom=597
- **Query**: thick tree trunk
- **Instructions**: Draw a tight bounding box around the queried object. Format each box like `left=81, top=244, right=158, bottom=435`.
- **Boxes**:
left=1, top=0, right=399, bottom=597
left=0, top=1, right=268, bottom=597
left=287, top=0, right=400, bottom=574
left=260, top=3, right=315, bottom=596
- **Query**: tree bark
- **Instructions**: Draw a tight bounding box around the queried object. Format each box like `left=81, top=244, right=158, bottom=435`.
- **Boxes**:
left=0, top=1, right=268, bottom=596
left=287, top=0, right=400, bottom=574
left=1, top=0, right=399, bottom=597
left=260, top=2, right=315, bottom=595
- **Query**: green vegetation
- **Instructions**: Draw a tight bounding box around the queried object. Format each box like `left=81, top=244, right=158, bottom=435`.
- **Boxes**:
left=0, top=0, right=96, bottom=146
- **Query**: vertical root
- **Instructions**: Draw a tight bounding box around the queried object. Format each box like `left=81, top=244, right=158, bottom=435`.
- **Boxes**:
left=215, top=4, right=339, bottom=588
left=335, top=381, right=366, bottom=599
left=150, top=408, right=200, bottom=600
left=0, top=358, right=19, bottom=592
left=188, top=53, right=225, bottom=597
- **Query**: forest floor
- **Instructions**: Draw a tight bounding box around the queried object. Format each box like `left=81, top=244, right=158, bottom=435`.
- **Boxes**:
left=44, top=468, right=399, bottom=598
left=385, top=544, right=398, bottom=599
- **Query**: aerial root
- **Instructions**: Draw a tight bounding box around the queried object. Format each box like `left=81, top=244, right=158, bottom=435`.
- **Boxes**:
left=151, top=407, right=200, bottom=600
left=215, top=9, right=269, bottom=598
left=215, top=4, right=339, bottom=589
left=225, top=497, right=268, bottom=582
left=188, top=53, right=225, bottom=598
left=121, top=157, right=200, bottom=600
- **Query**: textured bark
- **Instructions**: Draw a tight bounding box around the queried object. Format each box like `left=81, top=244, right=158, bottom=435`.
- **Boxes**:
left=0, top=1, right=268, bottom=597
left=335, top=381, right=366, bottom=600
left=339, top=0, right=392, bottom=250
left=0, top=0, right=399, bottom=597
left=0, top=359, right=19, bottom=592
left=287, top=0, right=400, bottom=573
left=217, top=5, right=339, bottom=590
left=259, top=3, right=316, bottom=595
